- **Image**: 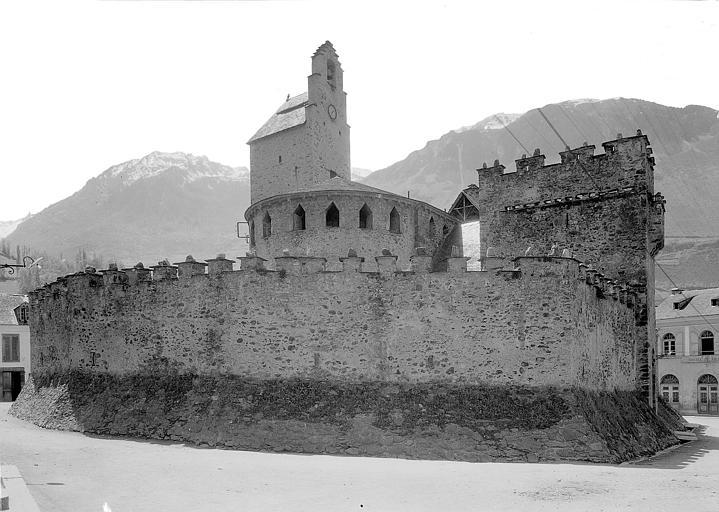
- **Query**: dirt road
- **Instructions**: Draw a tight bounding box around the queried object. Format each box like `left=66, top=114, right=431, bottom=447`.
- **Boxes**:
left=1, top=403, right=717, bottom=511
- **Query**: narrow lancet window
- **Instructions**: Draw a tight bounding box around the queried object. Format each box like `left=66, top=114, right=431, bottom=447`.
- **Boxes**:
left=359, top=204, right=372, bottom=229
left=326, top=202, right=340, bottom=228
left=389, top=207, right=401, bottom=234
left=262, top=212, right=272, bottom=238
left=293, top=205, right=306, bottom=231
left=428, top=217, right=436, bottom=238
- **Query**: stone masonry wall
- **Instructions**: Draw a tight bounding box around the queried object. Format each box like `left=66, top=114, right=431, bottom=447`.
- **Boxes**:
left=456, top=134, right=664, bottom=401
left=29, top=257, right=638, bottom=391
left=246, top=191, right=458, bottom=270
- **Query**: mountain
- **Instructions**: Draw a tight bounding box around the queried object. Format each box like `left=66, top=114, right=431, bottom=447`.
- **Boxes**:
left=6, top=98, right=719, bottom=295
left=0, top=214, right=32, bottom=239
left=362, top=98, right=719, bottom=240
left=4, top=152, right=251, bottom=265
left=351, top=167, right=374, bottom=181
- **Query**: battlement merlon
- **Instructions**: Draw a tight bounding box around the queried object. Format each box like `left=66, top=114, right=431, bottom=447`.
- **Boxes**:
left=28, top=253, right=640, bottom=319
left=473, top=131, right=656, bottom=204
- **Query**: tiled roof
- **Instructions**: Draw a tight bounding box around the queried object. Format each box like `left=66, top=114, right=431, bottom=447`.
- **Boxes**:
left=656, top=287, right=719, bottom=320
left=0, top=293, right=27, bottom=325
left=294, top=176, right=401, bottom=196
left=248, top=92, right=308, bottom=143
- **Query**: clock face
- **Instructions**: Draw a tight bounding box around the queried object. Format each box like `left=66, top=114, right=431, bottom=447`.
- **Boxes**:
left=328, top=104, right=337, bottom=120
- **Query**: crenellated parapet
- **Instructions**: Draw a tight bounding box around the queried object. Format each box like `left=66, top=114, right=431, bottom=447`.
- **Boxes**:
left=30, top=248, right=640, bottom=323
left=470, top=131, right=655, bottom=210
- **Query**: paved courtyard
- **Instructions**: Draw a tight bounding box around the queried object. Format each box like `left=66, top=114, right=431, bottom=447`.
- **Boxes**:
left=1, top=402, right=718, bottom=512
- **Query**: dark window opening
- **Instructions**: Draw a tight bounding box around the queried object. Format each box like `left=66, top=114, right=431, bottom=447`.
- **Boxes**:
left=293, top=205, right=306, bottom=231
left=701, top=330, right=714, bottom=355
left=389, top=207, right=401, bottom=234
left=442, top=224, right=450, bottom=236
left=279, top=155, right=282, bottom=164
left=326, top=203, right=339, bottom=228
left=262, top=212, right=272, bottom=238
left=428, top=217, right=436, bottom=238
left=249, top=221, right=255, bottom=246
left=359, top=204, right=373, bottom=229
left=327, top=60, right=336, bottom=85
left=712, top=298, right=719, bottom=307
left=329, top=170, right=338, bottom=179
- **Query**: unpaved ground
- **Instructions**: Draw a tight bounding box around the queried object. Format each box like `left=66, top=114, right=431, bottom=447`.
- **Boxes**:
left=1, top=402, right=717, bottom=512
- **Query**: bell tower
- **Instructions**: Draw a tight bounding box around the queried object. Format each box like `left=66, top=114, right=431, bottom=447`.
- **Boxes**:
left=305, top=41, right=351, bottom=183
left=247, top=41, right=351, bottom=205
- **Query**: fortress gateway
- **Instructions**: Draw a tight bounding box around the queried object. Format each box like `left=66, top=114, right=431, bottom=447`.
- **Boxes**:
left=12, top=42, right=683, bottom=462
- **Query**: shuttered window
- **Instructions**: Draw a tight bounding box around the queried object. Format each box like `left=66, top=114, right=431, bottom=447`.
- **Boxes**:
left=2, top=335, right=20, bottom=362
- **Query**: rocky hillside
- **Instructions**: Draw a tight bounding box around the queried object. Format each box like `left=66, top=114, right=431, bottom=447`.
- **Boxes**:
left=4, top=152, right=251, bottom=265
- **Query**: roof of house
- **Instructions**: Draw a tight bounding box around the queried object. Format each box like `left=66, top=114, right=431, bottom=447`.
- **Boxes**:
left=248, top=92, right=309, bottom=143
left=0, top=293, right=27, bottom=325
left=656, top=287, right=719, bottom=320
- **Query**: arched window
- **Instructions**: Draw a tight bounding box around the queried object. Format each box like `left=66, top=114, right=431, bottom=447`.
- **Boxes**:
left=359, top=204, right=372, bottom=229
left=662, top=333, right=676, bottom=356
left=660, top=374, right=680, bottom=404
left=701, top=330, right=715, bottom=355
left=699, top=374, right=718, bottom=384
left=262, top=212, right=272, bottom=238
left=326, top=202, right=339, bottom=228
left=442, top=224, right=450, bottom=236
left=389, top=207, right=401, bottom=234
left=249, top=220, right=255, bottom=246
left=428, top=217, right=436, bottom=238
left=293, top=205, right=306, bottom=231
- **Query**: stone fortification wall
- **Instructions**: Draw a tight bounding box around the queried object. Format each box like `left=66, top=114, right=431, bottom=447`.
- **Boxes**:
left=12, top=254, right=681, bottom=463
left=29, top=255, right=638, bottom=391
left=456, top=133, right=665, bottom=400
left=473, top=134, right=655, bottom=214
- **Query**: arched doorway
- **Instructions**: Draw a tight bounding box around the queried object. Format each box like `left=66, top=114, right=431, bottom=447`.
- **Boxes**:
left=660, top=374, right=680, bottom=409
left=697, top=374, right=718, bottom=415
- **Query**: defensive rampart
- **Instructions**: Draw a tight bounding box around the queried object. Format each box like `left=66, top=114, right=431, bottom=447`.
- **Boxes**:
left=11, top=252, right=679, bottom=462
left=28, top=254, right=637, bottom=388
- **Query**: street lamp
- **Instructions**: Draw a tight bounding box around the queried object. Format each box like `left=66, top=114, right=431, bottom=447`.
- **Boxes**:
left=0, top=256, right=42, bottom=275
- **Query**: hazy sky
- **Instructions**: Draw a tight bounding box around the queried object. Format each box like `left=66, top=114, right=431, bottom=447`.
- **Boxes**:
left=0, top=0, right=717, bottom=220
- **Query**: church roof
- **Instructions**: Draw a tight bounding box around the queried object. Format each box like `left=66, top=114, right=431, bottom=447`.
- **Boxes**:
left=295, top=176, right=402, bottom=196
left=248, top=92, right=309, bottom=144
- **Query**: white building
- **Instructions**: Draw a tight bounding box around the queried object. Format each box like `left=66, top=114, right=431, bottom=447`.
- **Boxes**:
left=656, top=287, right=719, bottom=415
left=0, top=293, right=30, bottom=401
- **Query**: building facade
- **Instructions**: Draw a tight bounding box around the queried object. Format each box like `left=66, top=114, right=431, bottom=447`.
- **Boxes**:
left=657, top=287, right=719, bottom=415
left=0, top=294, right=30, bottom=401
